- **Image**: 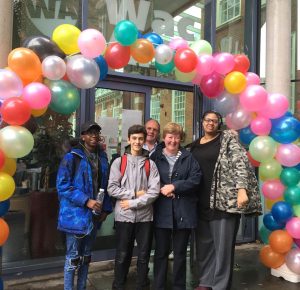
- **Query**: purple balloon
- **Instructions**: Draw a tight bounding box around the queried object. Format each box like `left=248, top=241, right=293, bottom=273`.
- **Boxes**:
left=285, top=248, right=300, bottom=274
left=295, top=238, right=300, bottom=248
left=199, top=72, right=224, bottom=98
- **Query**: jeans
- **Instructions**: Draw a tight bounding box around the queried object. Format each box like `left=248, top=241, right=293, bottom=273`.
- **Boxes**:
left=64, top=228, right=97, bottom=290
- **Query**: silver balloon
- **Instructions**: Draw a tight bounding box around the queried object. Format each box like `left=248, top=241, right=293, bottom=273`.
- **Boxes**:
left=66, top=54, right=100, bottom=89
left=155, top=44, right=174, bottom=65
left=0, top=69, right=23, bottom=100
left=42, top=55, right=66, bottom=80
left=226, top=106, right=252, bottom=130
left=285, top=248, right=300, bottom=274
left=215, top=92, right=239, bottom=116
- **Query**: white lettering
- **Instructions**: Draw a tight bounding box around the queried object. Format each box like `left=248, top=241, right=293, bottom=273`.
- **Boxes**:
left=151, top=10, right=174, bottom=37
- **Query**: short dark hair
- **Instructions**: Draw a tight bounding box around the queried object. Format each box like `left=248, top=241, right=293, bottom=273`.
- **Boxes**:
left=128, top=124, right=147, bottom=139
left=202, top=110, right=223, bottom=129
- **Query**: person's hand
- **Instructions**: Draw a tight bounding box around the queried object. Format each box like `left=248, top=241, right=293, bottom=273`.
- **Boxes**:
left=237, top=189, right=249, bottom=208
left=120, top=200, right=130, bottom=210
left=86, top=199, right=102, bottom=211
left=160, top=184, right=175, bottom=198
left=136, top=190, right=145, bottom=197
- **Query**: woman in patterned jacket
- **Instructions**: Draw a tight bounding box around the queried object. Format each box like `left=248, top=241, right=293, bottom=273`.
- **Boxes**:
left=189, top=111, right=262, bottom=290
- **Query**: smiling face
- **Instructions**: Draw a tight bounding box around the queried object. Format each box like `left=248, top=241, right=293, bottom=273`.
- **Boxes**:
left=145, top=119, right=160, bottom=145
left=163, top=133, right=181, bottom=155
left=128, top=133, right=145, bottom=156
left=81, top=128, right=101, bottom=151
left=202, top=112, right=220, bottom=135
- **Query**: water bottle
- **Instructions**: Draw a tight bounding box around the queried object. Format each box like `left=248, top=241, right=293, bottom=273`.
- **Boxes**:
left=92, top=188, right=105, bottom=215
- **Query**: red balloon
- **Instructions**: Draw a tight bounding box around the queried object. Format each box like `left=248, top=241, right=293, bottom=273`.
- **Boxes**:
left=233, top=54, right=250, bottom=73
left=247, top=151, right=260, bottom=167
left=0, top=149, right=5, bottom=170
left=105, top=43, right=131, bottom=69
left=1, top=97, right=31, bottom=125
left=199, top=72, right=224, bottom=98
left=174, top=48, right=198, bottom=73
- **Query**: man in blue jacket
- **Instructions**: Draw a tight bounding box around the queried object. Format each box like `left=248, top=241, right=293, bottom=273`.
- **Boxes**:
left=56, top=121, right=112, bottom=290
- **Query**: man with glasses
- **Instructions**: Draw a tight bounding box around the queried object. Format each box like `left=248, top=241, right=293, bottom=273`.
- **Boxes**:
left=57, top=121, right=112, bottom=290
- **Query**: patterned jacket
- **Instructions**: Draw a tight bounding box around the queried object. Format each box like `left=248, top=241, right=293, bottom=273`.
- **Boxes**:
left=190, top=130, right=262, bottom=215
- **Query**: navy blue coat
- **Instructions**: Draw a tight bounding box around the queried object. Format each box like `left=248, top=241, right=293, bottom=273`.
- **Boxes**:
left=151, top=145, right=202, bottom=229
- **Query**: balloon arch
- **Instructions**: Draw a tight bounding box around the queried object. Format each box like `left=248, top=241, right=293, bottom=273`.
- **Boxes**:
left=0, top=20, right=300, bottom=279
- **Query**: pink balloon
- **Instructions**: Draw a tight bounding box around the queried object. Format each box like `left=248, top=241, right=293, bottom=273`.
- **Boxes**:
left=225, top=106, right=252, bottom=130
left=199, top=72, right=224, bottom=98
left=275, top=144, right=300, bottom=167
left=214, top=53, right=235, bottom=75
left=196, top=55, right=215, bottom=76
left=286, top=217, right=300, bottom=239
left=240, top=85, right=268, bottom=112
left=250, top=116, right=272, bottom=136
left=169, top=37, right=189, bottom=50
left=22, top=82, right=51, bottom=109
left=285, top=248, right=300, bottom=274
left=262, top=179, right=285, bottom=200
left=245, top=72, right=260, bottom=85
left=192, top=71, right=202, bottom=85
left=258, top=93, right=289, bottom=119
left=78, top=28, right=106, bottom=59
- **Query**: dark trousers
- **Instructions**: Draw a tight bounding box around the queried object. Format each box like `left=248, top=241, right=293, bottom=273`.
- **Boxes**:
left=154, top=228, right=191, bottom=290
left=113, top=221, right=153, bottom=290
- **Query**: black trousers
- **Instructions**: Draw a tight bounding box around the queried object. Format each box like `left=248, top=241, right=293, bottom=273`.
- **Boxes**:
left=113, top=221, right=153, bottom=290
left=153, top=228, right=191, bottom=290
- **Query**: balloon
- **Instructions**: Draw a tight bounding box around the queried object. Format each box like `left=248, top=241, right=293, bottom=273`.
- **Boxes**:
left=0, top=126, right=34, bottom=158
left=239, top=127, right=256, bottom=145
left=250, top=116, right=272, bottom=136
left=285, top=248, right=300, bottom=274
left=155, top=44, right=174, bottom=65
left=143, top=32, right=163, bottom=47
left=240, top=85, right=268, bottom=112
left=94, top=55, right=108, bottom=81
left=66, top=55, right=100, bottom=89
left=294, top=238, right=300, bottom=247
left=169, top=37, right=189, bottom=50
left=259, top=225, right=271, bottom=244
left=174, top=48, right=198, bottom=73
left=262, top=179, right=285, bottom=200
left=0, top=69, right=23, bottom=100
left=174, top=69, right=196, bottom=82
left=224, top=71, right=247, bottom=94
left=280, top=167, right=300, bottom=187
left=245, top=72, right=261, bottom=86
left=22, top=82, right=52, bottom=109
left=155, top=60, right=175, bottom=74
left=0, top=218, right=9, bottom=246
left=192, top=71, right=203, bottom=85
left=46, top=80, right=80, bottom=115
left=226, top=107, right=252, bottom=130
left=233, top=54, right=250, bottom=73
left=258, top=93, right=289, bottom=119
left=22, top=35, right=66, bottom=61
left=0, top=149, right=4, bottom=170
left=0, top=172, right=15, bottom=201
left=78, top=28, right=106, bottom=58
left=247, top=151, right=260, bottom=167
left=52, top=24, right=81, bottom=55
left=214, top=53, right=235, bottom=75
left=200, top=72, right=224, bottom=98
left=42, top=55, right=66, bottom=80
left=0, top=200, right=10, bottom=217
left=31, top=107, right=48, bottom=117
left=263, top=212, right=285, bottom=231
left=269, top=230, right=293, bottom=254
left=131, top=39, right=155, bottom=63
left=105, top=43, right=131, bottom=69
left=259, top=159, right=282, bottom=180
left=259, top=245, right=285, bottom=268
left=8, top=48, right=42, bottom=85
left=214, top=92, right=239, bottom=116
left=196, top=54, right=215, bottom=76
left=272, top=201, right=294, bottom=224
left=249, top=136, right=277, bottom=162
left=1, top=157, right=16, bottom=176
left=284, top=186, right=300, bottom=205
left=286, top=217, right=300, bottom=239
left=275, top=143, right=300, bottom=167
left=190, top=39, right=212, bottom=55
left=114, top=20, right=138, bottom=46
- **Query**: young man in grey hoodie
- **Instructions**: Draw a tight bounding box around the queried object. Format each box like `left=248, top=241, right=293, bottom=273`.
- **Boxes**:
left=108, top=124, right=160, bottom=290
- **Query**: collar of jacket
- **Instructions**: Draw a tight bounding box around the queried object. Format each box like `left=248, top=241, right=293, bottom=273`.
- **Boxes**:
left=154, top=142, right=190, bottom=160
left=124, top=144, right=150, bottom=157
left=71, top=145, right=105, bottom=159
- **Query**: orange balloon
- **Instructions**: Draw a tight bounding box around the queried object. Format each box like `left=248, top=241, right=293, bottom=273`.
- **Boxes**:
left=0, top=218, right=9, bottom=246
left=265, top=197, right=283, bottom=210
left=269, top=230, right=293, bottom=254
left=131, top=39, right=155, bottom=64
left=259, top=245, right=285, bottom=268
left=1, top=157, right=17, bottom=176
left=8, top=48, right=42, bottom=85
left=31, top=107, right=48, bottom=117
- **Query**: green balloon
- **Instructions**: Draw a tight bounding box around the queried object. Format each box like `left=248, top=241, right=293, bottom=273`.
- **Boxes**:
left=293, top=204, right=300, bottom=217
left=284, top=186, right=300, bottom=205
left=249, top=136, right=277, bottom=163
left=175, top=68, right=196, bottom=82
left=114, top=20, right=138, bottom=46
left=190, top=39, right=213, bottom=55
left=259, top=225, right=271, bottom=244
left=280, top=167, right=300, bottom=186
left=46, top=79, right=80, bottom=115
left=259, top=159, right=282, bottom=180
left=155, top=60, right=175, bottom=73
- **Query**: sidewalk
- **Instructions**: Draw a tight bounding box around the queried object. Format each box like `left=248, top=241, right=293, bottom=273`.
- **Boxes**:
left=4, top=243, right=300, bottom=290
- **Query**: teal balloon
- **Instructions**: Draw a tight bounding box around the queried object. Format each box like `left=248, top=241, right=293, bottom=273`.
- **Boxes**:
left=284, top=186, right=300, bottom=205
left=46, top=80, right=80, bottom=115
left=280, top=167, right=300, bottom=187
left=259, top=225, right=271, bottom=244
left=114, top=20, right=138, bottom=46
left=155, top=60, right=175, bottom=73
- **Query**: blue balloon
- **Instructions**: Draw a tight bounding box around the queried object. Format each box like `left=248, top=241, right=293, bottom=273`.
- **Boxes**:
left=143, top=32, right=163, bottom=47
left=137, top=31, right=143, bottom=39
left=271, top=201, right=294, bottom=224
left=263, top=212, right=285, bottom=231
left=270, top=116, right=300, bottom=143
left=94, top=55, right=108, bottom=81
left=0, top=200, right=10, bottom=217
left=239, top=126, right=257, bottom=145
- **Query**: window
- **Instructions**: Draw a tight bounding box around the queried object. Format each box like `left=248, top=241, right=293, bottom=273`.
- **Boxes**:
left=217, top=0, right=241, bottom=26
left=172, top=90, right=185, bottom=127
left=150, top=93, right=161, bottom=122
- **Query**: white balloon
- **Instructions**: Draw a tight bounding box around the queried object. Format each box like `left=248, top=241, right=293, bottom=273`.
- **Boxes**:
left=155, top=44, right=174, bottom=65
left=0, top=69, right=23, bottom=100
left=42, top=55, right=66, bottom=80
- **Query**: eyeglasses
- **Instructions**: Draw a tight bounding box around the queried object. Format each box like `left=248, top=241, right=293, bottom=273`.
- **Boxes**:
left=203, top=118, right=219, bottom=124
left=85, top=131, right=101, bottom=137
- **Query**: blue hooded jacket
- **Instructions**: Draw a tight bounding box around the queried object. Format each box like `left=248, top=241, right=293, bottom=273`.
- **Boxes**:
left=56, top=146, right=112, bottom=235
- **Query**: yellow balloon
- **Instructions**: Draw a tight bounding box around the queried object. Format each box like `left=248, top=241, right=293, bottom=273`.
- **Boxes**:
left=224, top=71, right=247, bottom=94
left=32, top=107, right=48, bottom=117
left=1, top=157, right=17, bottom=176
left=265, top=197, right=283, bottom=210
left=52, top=24, right=81, bottom=55
left=0, top=172, right=15, bottom=201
